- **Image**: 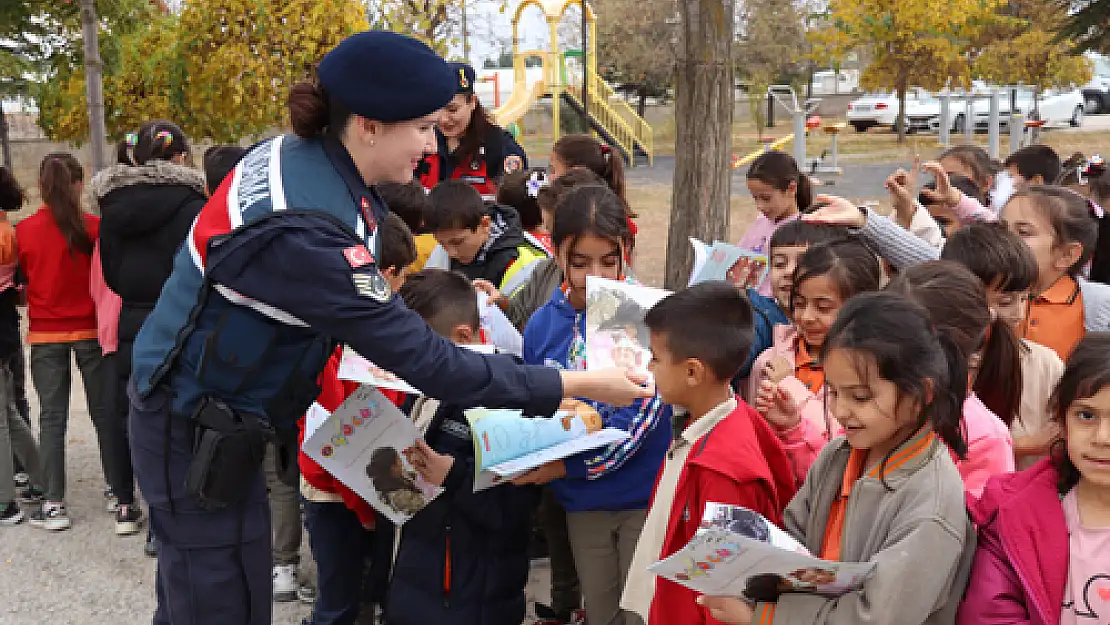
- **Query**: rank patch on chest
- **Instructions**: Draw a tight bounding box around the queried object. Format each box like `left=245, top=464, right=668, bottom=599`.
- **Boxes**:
left=503, top=154, right=523, bottom=174
left=352, top=269, right=391, bottom=302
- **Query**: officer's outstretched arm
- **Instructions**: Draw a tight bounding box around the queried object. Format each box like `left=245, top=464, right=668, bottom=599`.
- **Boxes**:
left=205, top=211, right=563, bottom=416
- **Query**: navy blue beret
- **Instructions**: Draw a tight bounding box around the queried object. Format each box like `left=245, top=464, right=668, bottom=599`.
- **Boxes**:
left=450, top=62, right=476, bottom=94
left=318, top=31, right=456, bottom=122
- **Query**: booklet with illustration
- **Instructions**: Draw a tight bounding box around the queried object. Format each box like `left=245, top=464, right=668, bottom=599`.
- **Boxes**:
left=477, top=291, right=523, bottom=357
left=338, top=340, right=503, bottom=398
left=301, top=385, right=443, bottom=525
left=584, top=276, right=671, bottom=379
left=465, top=403, right=630, bottom=491
left=688, top=239, right=770, bottom=291
left=649, top=503, right=875, bottom=599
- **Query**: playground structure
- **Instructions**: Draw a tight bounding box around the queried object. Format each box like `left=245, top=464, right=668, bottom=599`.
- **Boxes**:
left=490, top=0, right=654, bottom=166
left=733, top=86, right=845, bottom=175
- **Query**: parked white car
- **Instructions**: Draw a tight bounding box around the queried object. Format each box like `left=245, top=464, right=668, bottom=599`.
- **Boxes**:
left=971, top=88, right=1085, bottom=129
left=846, top=88, right=930, bottom=132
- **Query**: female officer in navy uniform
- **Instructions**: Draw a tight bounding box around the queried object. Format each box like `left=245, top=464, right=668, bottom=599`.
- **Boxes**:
left=125, top=32, right=648, bottom=625
left=417, top=62, right=527, bottom=199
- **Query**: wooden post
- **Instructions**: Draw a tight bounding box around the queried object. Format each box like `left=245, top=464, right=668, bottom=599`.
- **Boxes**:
left=664, top=0, right=735, bottom=289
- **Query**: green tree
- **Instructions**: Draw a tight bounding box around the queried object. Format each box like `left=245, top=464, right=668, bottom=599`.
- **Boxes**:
left=365, top=0, right=462, bottom=56
left=175, top=0, right=366, bottom=141
left=975, top=0, right=1092, bottom=112
left=595, top=0, right=678, bottom=115
left=38, top=0, right=366, bottom=144
left=734, top=0, right=808, bottom=138
left=1056, top=0, right=1110, bottom=54
left=811, top=0, right=1003, bottom=142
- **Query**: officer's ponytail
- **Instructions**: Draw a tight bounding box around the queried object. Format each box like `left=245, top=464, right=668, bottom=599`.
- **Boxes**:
left=288, top=81, right=353, bottom=140
left=553, top=134, right=634, bottom=218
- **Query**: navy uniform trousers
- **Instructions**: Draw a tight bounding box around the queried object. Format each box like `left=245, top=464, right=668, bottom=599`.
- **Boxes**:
left=130, top=382, right=272, bottom=625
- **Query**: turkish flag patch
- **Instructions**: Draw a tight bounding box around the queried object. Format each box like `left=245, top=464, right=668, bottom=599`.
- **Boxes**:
left=343, top=245, right=374, bottom=268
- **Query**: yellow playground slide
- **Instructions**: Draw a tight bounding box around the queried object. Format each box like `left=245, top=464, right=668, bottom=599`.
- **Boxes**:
left=493, top=78, right=547, bottom=128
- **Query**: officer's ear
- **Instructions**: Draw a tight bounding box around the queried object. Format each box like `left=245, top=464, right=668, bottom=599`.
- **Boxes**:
left=351, top=116, right=384, bottom=146
left=478, top=215, right=492, bottom=232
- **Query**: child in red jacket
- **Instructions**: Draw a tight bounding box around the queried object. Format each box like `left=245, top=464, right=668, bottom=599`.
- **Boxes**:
left=621, top=282, right=797, bottom=625
left=299, top=213, right=416, bottom=625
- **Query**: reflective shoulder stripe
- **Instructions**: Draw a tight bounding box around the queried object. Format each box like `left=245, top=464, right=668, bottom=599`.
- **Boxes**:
left=522, top=231, right=553, bottom=257
left=212, top=284, right=309, bottom=328
left=499, top=247, right=545, bottom=297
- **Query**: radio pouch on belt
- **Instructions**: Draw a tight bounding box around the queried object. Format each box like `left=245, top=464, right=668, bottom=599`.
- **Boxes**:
left=185, top=396, right=274, bottom=510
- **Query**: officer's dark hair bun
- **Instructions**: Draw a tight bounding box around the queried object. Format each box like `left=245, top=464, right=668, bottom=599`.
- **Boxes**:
left=288, top=81, right=356, bottom=140
left=288, top=81, right=330, bottom=139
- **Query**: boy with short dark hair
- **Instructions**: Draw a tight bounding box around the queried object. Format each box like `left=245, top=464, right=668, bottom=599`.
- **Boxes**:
left=622, top=282, right=797, bottom=625
left=378, top=181, right=437, bottom=273
left=378, top=213, right=417, bottom=290
left=1003, top=144, right=1061, bottom=186
left=424, top=180, right=546, bottom=296
left=202, top=146, right=246, bottom=195
left=386, top=268, right=540, bottom=625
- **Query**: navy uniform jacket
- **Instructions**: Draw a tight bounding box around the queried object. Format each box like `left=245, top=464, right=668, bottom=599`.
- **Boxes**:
left=417, top=125, right=526, bottom=197
left=129, top=134, right=561, bottom=429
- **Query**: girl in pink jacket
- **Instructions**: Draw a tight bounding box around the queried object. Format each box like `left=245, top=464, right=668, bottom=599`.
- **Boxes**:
left=750, top=238, right=881, bottom=485
left=958, top=332, right=1110, bottom=625
left=887, top=261, right=1018, bottom=499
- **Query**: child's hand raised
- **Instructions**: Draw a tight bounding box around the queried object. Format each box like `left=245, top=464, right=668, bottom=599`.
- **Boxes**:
left=886, top=168, right=917, bottom=226
left=802, top=195, right=865, bottom=228
left=755, top=380, right=801, bottom=431
left=919, top=161, right=961, bottom=208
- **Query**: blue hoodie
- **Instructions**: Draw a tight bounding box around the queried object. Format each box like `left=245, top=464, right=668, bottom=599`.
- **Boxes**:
left=523, top=286, right=671, bottom=513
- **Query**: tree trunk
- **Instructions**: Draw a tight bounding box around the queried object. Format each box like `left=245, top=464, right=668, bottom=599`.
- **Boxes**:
left=896, top=78, right=908, bottom=144
left=80, top=0, right=108, bottom=174
left=665, top=0, right=735, bottom=290
left=0, top=106, right=11, bottom=170
left=637, top=85, right=647, bottom=117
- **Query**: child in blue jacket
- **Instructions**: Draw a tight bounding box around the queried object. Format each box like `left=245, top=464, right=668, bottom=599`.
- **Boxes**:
left=516, top=185, right=671, bottom=625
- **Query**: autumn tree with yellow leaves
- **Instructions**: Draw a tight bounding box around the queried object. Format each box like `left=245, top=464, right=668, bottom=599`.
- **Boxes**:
left=811, top=0, right=1003, bottom=142
left=973, top=0, right=1091, bottom=115
left=38, top=0, right=365, bottom=143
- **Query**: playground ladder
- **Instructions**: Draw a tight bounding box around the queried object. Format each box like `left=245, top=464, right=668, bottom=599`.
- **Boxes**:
left=562, top=69, right=654, bottom=166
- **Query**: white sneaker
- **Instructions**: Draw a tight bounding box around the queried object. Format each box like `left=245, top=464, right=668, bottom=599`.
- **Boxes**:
left=29, top=503, right=71, bottom=531
left=272, top=564, right=298, bottom=602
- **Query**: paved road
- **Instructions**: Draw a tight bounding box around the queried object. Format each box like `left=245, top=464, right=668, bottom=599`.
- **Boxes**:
left=619, top=112, right=1110, bottom=200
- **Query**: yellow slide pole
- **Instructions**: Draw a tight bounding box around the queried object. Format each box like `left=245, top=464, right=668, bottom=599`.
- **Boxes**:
left=732, top=134, right=795, bottom=169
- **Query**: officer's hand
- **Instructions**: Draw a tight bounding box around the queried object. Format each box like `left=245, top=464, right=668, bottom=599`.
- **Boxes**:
left=473, top=279, right=508, bottom=310
left=560, top=369, right=654, bottom=407
left=408, top=440, right=454, bottom=487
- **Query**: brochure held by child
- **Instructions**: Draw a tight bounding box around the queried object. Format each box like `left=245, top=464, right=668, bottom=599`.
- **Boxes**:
left=466, top=402, right=630, bottom=491
left=584, top=276, right=670, bottom=379
left=688, top=238, right=769, bottom=290
left=649, top=503, right=875, bottom=600
left=301, top=384, right=443, bottom=525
